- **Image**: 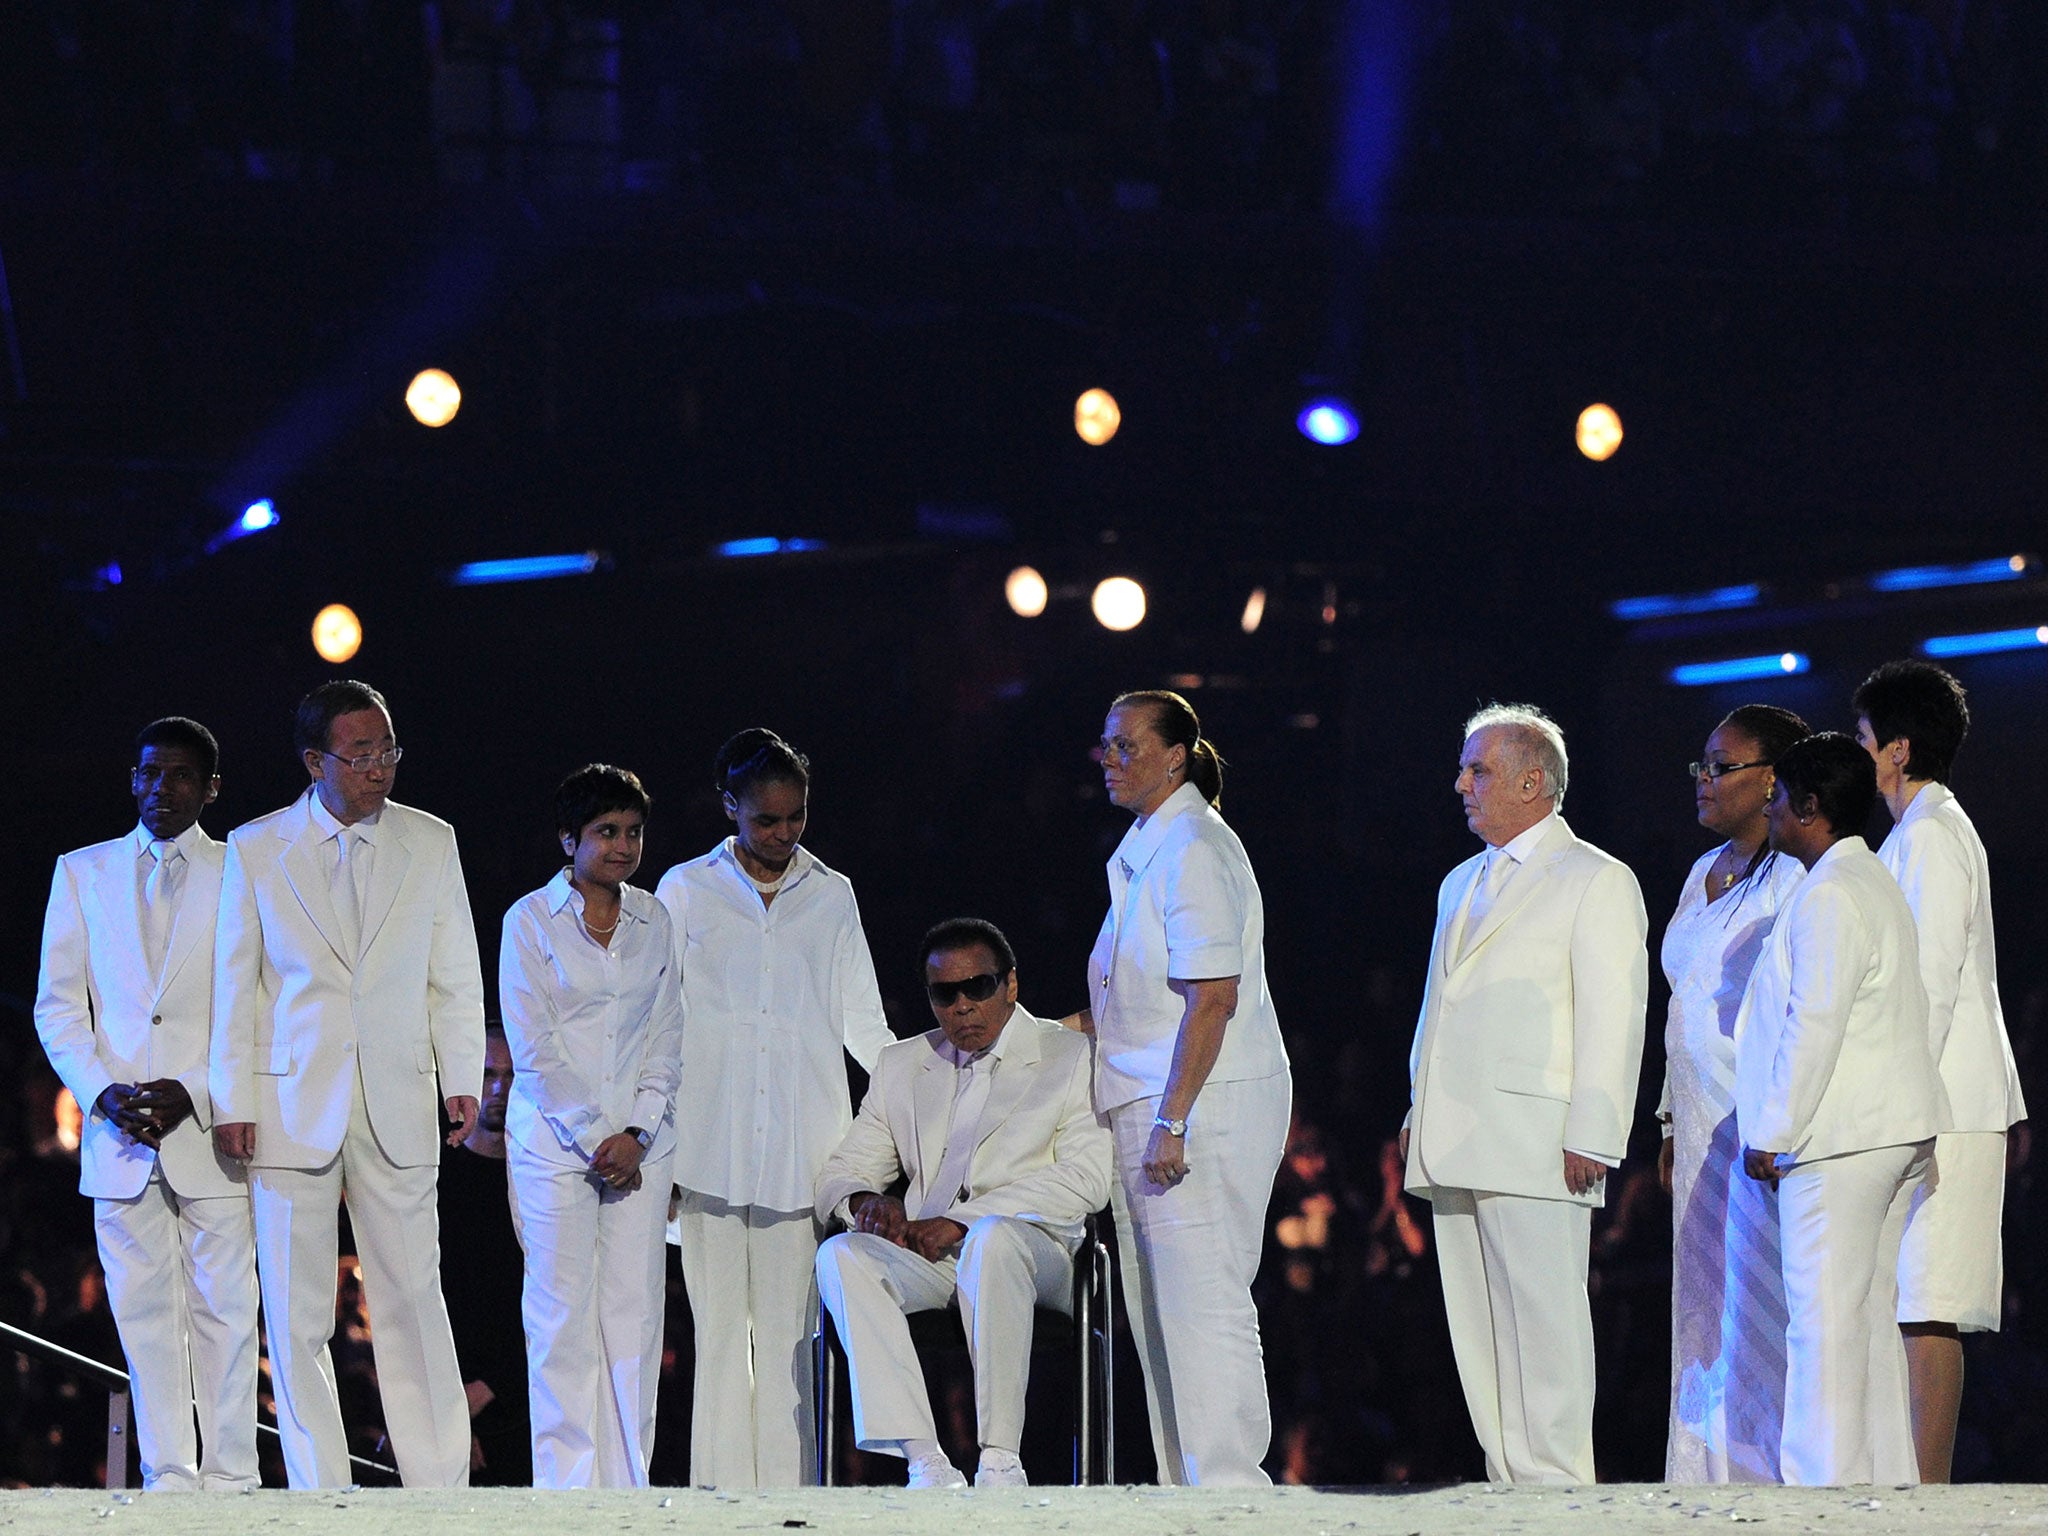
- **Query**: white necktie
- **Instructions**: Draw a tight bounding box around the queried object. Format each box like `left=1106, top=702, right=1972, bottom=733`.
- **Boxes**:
left=920, top=1054, right=994, bottom=1221
left=333, top=829, right=362, bottom=961
left=142, top=840, right=181, bottom=978
left=1459, top=849, right=1512, bottom=956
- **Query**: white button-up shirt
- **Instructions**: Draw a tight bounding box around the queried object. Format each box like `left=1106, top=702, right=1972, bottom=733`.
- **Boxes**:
left=656, top=840, right=894, bottom=1211
left=1087, top=782, right=1289, bottom=1113
left=499, top=870, right=685, bottom=1167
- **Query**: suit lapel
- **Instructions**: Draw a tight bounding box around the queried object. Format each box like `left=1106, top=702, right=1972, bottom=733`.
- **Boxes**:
left=105, top=835, right=151, bottom=985
left=357, top=816, right=412, bottom=957
left=1441, top=857, right=1486, bottom=976
left=971, top=1014, right=1043, bottom=1157
left=156, top=837, right=222, bottom=996
left=911, top=1040, right=954, bottom=1203
left=1452, top=819, right=1574, bottom=970
left=279, top=803, right=353, bottom=968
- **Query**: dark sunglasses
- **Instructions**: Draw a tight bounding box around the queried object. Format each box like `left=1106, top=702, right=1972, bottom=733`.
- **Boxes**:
left=926, top=971, right=1008, bottom=1008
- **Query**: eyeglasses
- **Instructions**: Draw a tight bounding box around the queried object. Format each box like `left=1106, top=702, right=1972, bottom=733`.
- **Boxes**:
left=1688, top=758, right=1769, bottom=781
left=322, top=746, right=404, bottom=773
left=926, top=971, right=1008, bottom=1008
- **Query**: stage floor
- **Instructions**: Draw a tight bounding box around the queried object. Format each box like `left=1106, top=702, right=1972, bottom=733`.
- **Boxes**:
left=4, top=1483, right=2044, bottom=1536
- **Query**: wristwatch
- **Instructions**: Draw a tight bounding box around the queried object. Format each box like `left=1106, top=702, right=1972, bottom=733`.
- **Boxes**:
left=627, top=1125, right=653, bottom=1150
left=1152, top=1114, right=1188, bottom=1137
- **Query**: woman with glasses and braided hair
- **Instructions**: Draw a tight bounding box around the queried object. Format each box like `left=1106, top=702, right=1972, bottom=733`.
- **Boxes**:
left=1657, top=704, right=1809, bottom=1482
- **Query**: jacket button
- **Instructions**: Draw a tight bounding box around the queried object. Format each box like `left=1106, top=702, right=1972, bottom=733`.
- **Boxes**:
left=151, top=1014, right=163, bottom=1026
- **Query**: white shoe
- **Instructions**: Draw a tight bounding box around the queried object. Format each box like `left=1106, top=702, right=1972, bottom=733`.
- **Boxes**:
left=973, top=1450, right=1029, bottom=1488
left=907, top=1453, right=968, bottom=1490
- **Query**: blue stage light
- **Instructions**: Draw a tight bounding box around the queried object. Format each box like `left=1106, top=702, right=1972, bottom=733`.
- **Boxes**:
left=1610, top=584, right=1764, bottom=622
left=451, top=552, right=604, bottom=586
left=1296, top=400, right=1359, bottom=446
left=1921, top=626, right=2048, bottom=659
left=713, top=537, right=826, bottom=559
left=239, top=499, right=279, bottom=533
left=1869, top=555, right=2030, bottom=593
left=98, top=563, right=123, bottom=587
left=1669, top=652, right=1810, bottom=687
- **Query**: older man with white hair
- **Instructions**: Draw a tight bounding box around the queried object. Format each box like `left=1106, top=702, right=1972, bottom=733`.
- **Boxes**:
left=1401, top=703, right=1648, bottom=1483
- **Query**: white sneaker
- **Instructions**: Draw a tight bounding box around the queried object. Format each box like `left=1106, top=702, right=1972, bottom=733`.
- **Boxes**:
left=973, top=1449, right=1029, bottom=1488
left=907, top=1453, right=968, bottom=1490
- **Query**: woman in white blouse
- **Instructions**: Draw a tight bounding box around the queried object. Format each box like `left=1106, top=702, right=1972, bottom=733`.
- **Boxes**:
left=499, top=764, right=683, bottom=1489
left=1657, top=704, right=1807, bottom=1482
left=1069, top=690, right=1291, bottom=1486
left=655, top=729, right=893, bottom=1488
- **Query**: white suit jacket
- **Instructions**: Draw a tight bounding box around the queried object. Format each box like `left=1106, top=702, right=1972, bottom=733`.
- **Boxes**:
left=1404, top=815, right=1649, bottom=1206
left=1877, top=785, right=2025, bottom=1132
left=1733, top=836, right=1949, bottom=1164
left=35, top=824, right=243, bottom=1200
left=813, top=1007, right=1112, bottom=1253
left=210, top=793, right=487, bottom=1169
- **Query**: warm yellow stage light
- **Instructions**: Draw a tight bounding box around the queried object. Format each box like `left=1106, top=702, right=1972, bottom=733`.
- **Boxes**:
left=312, top=604, right=363, bottom=663
left=1241, top=587, right=1267, bottom=634
left=1005, top=565, right=1049, bottom=617
left=1577, top=402, right=1623, bottom=461
left=1075, top=388, right=1121, bottom=446
left=1091, top=576, right=1146, bottom=631
left=406, top=368, right=462, bottom=427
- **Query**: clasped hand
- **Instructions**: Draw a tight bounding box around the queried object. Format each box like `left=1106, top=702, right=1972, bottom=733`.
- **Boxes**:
left=851, top=1193, right=965, bottom=1262
left=97, top=1079, right=194, bottom=1150
left=590, top=1133, right=645, bottom=1192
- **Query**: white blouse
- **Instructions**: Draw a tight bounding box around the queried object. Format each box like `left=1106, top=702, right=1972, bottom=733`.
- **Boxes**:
left=1086, top=782, right=1289, bottom=1113
left=656, top=840, right=894, bottom=1211
left=499, top=870, right=685, bottom=1168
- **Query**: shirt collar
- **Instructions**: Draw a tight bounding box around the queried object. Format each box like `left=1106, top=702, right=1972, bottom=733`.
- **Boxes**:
left=939, top=1007, right=1020, bottom=1070
left=715, top=837, right=814, bottom=890
left=1110, top=780, right=1207, bottom=881
left=1814, top=833, right=1868, bottom=871
left=544, top=867, right=645, bottom=921
left=1492, top=809, right=1558, bottom=868
left=132, top=821, right=203, bottom=859
left=308, top=791, right=380, bottom=844
left=1896, top=781, right=1951, bottom=827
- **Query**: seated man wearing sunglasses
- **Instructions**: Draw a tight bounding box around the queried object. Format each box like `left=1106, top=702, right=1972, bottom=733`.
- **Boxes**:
left=815, top=918, right=1111, bottom=1489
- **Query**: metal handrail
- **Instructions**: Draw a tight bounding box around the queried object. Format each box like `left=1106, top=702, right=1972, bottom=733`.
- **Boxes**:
left=0, top=1319, right=399, bottom=1481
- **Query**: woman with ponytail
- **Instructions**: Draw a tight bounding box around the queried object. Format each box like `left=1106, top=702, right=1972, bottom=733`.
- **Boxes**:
left=654, top=729, right=893, bottom=1487
left=1070, top=690, right=1291, bottom=1485
left=1658, top=704, right=1809, bottom=1482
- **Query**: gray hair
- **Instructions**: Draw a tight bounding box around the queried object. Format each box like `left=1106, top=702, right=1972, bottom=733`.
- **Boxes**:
left=1463, top=703, right=1570, bottom=811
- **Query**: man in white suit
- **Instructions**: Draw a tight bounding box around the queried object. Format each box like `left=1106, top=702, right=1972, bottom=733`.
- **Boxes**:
left=34, top=717, right=259, bottom=1492
left=1402, top=703, right=1648, bottom=1485
left=814, top=918, right=1111, bottom=1490
left=210, top=680, right=486, bottom=1488
left=1853, top=661, right=2025, bottom=1483
left=1735, top=730, right=1947, bottom=1485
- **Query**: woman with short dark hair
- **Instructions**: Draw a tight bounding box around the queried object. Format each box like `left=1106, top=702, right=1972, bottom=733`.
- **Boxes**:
left=500, top=764, right=682, bottom=1488
left=1733, top=733, right=1946, bottom=1485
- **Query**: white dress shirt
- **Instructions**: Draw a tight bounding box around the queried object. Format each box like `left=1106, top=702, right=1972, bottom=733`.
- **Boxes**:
left=501, top=871, right=685, bottom=1166
left=1876, top=784, right=2025, bottom=1132
left=656, top=840, right=894, bottom=1210
left=1087, top=782, right=1289, bottom=1113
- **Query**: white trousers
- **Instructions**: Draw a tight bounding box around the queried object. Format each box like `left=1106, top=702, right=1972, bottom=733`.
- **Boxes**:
left=815, top=1216, right=1072, bottom=1455
left=93, top=1173, right=261, bottom=1491
left=672, top=1190, right=820, bottom=1486
left=1777, top=1140, right=1930, bottom=1486
left=1108, top=1071, right=1291, bottom=1487
left=1430, top=1187, right=1595, bottom=1484
left=509, top=1139, right=675, bottom=1488
left=249, top=1071, right=469, bottom=1489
